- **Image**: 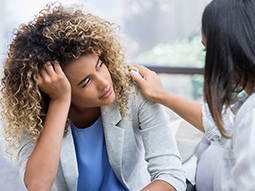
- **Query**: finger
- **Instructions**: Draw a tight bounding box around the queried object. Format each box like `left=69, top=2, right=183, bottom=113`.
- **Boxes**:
left=52, top=61, right=64, bottom=74
left=131, top=64, right=151, bottom=77
left=129, top=70, right=146, bottom=86
left=39, top=66, right=49, bottom=78
left=44, top=61, right=56, bottom=76
left=37, top=73, right=43, bottom=85
left=39, top=66, right=53, bottom=84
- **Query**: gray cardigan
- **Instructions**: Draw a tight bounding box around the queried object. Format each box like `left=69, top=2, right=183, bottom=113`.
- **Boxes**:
left=17, top=88, right=186, bottom=191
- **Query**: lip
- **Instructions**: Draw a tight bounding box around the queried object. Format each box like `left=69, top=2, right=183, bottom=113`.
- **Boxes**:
left=99, top=86, right=113, bottom=99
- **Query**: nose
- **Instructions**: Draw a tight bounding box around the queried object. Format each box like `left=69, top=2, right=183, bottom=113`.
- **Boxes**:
left=96, top=74, right=109, bottom=90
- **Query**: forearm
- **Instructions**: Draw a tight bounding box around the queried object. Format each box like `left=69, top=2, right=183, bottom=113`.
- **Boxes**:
left=157, top=91, right=204, bottom=132
left=142, top=180, right=176, bottom=191
left=24, top=97, right=70, bottom=191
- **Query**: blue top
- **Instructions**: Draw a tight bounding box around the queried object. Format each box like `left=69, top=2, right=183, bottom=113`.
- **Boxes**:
left=71, top=116, right=127, bottom=191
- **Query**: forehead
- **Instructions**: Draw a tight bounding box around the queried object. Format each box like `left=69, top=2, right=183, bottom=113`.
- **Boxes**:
left=63, top=54, right=99, bottom=80
left=72, top=54, right=98, bottom=65
left=201, top=29, right=206, bottom=45
left=64, top=54, right=98, bottom=70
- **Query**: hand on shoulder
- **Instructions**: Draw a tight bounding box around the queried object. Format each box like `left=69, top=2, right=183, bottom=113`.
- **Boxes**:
left=129, top=64, right=166, bottom=102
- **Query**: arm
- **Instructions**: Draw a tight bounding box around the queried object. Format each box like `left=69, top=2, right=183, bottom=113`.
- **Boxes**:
left=24, top=62, right=71, bottom=191
left=141, top=180, right=176, bottom=191
left=136, top=90, right=186, bottom=191
left=129, top=64, right=204, bottom=132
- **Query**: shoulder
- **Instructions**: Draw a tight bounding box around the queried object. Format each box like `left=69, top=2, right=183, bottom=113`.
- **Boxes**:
left=127, top=85, right=170, bottom=123
left=233, top=93, right=255, bottom=140
left=126, top=85, right=164, bottom=112
left=128, top=85, right=146, bottom=102
left=124, top=85, right=145, bottom=111
left=236, top=93, right=255, bottom=118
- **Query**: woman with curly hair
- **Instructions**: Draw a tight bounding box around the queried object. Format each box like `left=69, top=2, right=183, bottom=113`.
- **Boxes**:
left=1, top=2, right=186, bottom=191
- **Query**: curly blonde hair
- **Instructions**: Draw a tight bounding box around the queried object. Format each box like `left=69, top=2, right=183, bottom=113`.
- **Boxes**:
left=1, top=2, right=133, bottom=160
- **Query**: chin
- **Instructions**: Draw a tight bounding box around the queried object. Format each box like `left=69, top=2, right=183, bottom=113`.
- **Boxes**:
left=109, top=94, right=116, bottom=104
left=105, top=94, right=116, bottom=105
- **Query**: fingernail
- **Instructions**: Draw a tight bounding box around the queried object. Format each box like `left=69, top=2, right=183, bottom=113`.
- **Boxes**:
left=53, top=60, right=59, bottom=64
left=125, top=70, right=130, bottom=77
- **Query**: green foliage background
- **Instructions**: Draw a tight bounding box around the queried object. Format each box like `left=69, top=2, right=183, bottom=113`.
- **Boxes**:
left=134, top=34, right=247, bottom=100
left=134, top=34, right=205, bottom=100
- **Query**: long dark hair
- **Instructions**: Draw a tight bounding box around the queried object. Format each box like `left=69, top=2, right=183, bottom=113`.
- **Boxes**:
left=202, top=0, right=255, bottom=138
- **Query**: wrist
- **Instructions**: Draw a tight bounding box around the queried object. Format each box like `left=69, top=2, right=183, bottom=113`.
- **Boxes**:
left=154, top=90, right=169, bottom=103
left=50, top=94, right=71, bottom=107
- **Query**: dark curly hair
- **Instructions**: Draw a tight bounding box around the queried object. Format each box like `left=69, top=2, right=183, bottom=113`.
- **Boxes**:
left=1, top=2, right=133, bottom=160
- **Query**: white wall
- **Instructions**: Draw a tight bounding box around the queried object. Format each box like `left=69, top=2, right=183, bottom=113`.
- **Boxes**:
left=0, top=0, right=5, bottom=66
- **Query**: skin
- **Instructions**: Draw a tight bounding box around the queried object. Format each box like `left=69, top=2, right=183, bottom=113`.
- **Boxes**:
left=24, top=53, right=176, bottom=191
left=129, top=31, right=255, bottom=133
left=129, top=64, right=204, bottom=132
left=63, top=54, right=116, bottom=129
left=25, top=61, right=72, bottom=191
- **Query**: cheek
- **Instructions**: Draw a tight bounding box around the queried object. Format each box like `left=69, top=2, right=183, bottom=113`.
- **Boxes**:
left=103, top=66, right=113, bottom=81
left=71, top=88, right=96, bottom=105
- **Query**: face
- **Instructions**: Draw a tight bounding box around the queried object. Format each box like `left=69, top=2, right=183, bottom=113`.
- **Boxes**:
left=201, top=28, right=207, bottom=51
left=63, top=54, right=115, bottom=112
left=243, top=77, right=255, bottom=95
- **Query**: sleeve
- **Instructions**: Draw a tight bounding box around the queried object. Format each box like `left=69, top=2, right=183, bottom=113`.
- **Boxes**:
left=17, top=131, right=36, bottom=187
left=17, top=131, right=59, bottom=191
left=195, top=135, right=210, bottom=159
left=136, top=91, right=187, bottom=191
left=202, top=103, right=234, bottom=146
left=232, top=104, right=255, bottom=190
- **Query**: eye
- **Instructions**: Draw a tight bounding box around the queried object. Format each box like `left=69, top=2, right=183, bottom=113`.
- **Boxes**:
left=96, top=62, right=104, bottom=71
left=82, top=79, right=91, bottom=88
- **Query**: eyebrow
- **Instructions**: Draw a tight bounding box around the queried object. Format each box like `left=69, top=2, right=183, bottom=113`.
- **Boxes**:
left=77, top=57, right=100, bottom=86
left=95, top=57, right=100, bottom=68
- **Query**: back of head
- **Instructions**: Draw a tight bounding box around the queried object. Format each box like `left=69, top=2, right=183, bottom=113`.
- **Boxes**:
left=202, top=0, right=255, bottom=136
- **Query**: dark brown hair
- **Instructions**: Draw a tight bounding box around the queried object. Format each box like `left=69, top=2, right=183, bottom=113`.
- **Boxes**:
left=202, top=0, right=255, bottom=138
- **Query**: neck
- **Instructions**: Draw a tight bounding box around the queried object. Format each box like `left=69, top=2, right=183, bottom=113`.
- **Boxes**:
left=244, top=79, right=255, bottom=96
left=69, top=106, right=101, bottom=129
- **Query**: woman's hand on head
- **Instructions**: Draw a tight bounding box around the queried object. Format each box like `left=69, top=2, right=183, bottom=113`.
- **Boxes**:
left=129, top=64, right=166, bottom=102
left=38, top=61, right=71, bottom=101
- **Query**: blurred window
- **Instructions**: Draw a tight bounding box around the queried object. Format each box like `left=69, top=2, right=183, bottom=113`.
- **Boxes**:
left=0, top=0, right=212, bottom=102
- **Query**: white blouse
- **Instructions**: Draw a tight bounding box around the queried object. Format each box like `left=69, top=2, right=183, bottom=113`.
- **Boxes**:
left=202, top=93, right=255, bottom=191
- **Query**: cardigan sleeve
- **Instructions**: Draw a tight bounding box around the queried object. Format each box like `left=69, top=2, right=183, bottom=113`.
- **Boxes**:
left=17, top=131, right=35, bottom=187
left=17, top=131, right=60, bottom=191
left=136, top=90, right=187, bottom=191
